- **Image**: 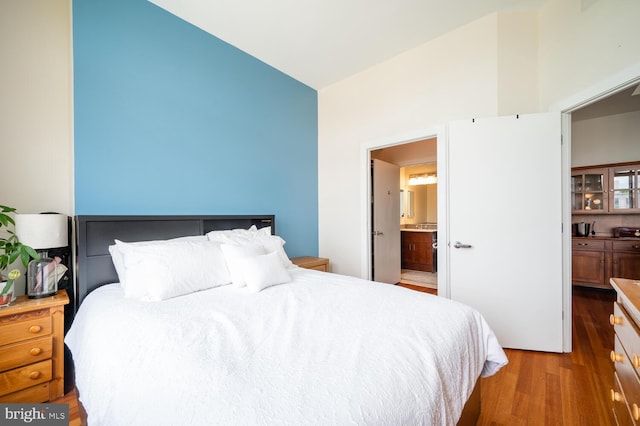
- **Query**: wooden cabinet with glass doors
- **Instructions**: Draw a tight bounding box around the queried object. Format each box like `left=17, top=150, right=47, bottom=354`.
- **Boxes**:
left=571, top=167, right=608, bottom=213
left=610, top=164, right=640, bottom=213
left=572, top=162, right=640, bottom=214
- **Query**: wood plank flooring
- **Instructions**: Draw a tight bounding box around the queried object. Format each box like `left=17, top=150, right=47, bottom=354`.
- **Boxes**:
left=57, top=285, right=616, bottom=425
left=399, top=283, right=617, bottom=425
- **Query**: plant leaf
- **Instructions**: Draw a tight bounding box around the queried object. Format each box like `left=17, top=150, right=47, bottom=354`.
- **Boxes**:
left=23, top=245, right=40, bottom=262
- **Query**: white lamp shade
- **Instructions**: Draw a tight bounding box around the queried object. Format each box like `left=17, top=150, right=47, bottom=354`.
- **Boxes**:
left=15, top=214, right=68, bottom=249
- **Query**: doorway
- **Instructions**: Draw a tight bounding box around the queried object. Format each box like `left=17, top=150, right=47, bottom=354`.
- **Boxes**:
left=370, top=138, right=438, bottom=291
left=361, top=71, right=640, bottom=352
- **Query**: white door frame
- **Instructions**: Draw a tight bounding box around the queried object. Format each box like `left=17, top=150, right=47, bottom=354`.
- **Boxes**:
left=360, top=126, right=447, bottom=283
left=551, top=63, right=640, bottom=352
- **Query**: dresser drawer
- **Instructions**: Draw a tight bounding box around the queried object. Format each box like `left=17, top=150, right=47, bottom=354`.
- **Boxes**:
left=0, top=359, right=52, bottom=397
left=614, top=303, right=640, bottom=371
left=0, top=336, right=53, bottom=372
left=613, top=372, right=635, bottom=426
left=573, top=239, right=605, bottom=251
left=614, top=335, right=640, bottom=423
left=0, top=310, right=51, bottom=346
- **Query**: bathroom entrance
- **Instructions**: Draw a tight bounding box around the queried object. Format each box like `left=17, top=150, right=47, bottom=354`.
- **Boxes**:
left=370, top=137, right=438, bottom=292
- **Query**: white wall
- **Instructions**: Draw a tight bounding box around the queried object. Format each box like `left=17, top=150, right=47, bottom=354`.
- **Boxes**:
left=538, top=0, right=640, bottom=109
left=318, top=0, right=640, bottom=278
left=319, top=14, right=504, bottom=276
left=0, top=0, right=72, bottom=294
left=572, top=110, right=640, bottom=166
left=0, top=0, right=73, bottom=217
left=497, top=11, right=539, bottom=116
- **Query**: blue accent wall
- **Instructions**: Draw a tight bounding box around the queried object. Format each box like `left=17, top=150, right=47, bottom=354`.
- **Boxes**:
left=73, top=0, right=318, bottom=257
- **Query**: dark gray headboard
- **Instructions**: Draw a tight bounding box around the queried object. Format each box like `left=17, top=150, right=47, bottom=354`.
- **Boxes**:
left=75, top=215, right=274, bottom=310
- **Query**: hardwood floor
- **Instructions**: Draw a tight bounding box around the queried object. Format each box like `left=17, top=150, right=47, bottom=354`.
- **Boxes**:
left=52, top=387, right=84, bottom=426
left=57, top=285, right=616, bottom=425
left=400, top=282, right=617, bottom=425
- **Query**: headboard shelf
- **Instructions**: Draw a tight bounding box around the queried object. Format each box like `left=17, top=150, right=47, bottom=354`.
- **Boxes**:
left=75, top=215, right=275, bottom=310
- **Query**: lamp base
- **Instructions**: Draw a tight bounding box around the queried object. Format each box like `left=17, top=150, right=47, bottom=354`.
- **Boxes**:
left=28, top=290, right=57, bottom=299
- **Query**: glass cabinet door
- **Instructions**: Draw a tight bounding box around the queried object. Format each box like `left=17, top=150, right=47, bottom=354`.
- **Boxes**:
left=611, top=166, right=639, bottom=211
left=583, top=173, right=606, bottom=211
left=571, top=169, right=607, bottom=212
left=571, top=175, right=582, bottom=211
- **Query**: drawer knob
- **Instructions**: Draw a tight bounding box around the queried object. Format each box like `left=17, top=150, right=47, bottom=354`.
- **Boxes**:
left=29, top=347, right=42, bottom=356
left=634, top=354, right=640, bottom=369
left=29, top=371, right=41, bottom=380
left=634, top=404, right=640, bottom=421
left=611, top=389, right=624, bottom=403
left=610, top=314, right=623, bottom=326
left=611, top=351, right=624, bottom=363
left=29, top=325, right=42, bottom=334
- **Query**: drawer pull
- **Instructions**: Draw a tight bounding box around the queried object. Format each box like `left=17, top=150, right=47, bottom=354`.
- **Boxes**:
left=611, top=389, right=624, bottom=402
left=633, top=244, right=640, bottom=249
left=577, top=243, right=588, bottom=246
left=29, top=325, right=42, bottom=334
left=611, top=351, right=624, bottom=363
left=610, top=314, right=624, bottom=326
left=634, top=404, right=640, bottom=421
left=29, top=371, right=41, bottom=380
left=634, top=354, right=640, bottom=369
left=29, top=347, right=42, bottom=356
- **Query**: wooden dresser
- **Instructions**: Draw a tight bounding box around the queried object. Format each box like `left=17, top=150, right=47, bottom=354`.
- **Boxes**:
left=0, top=290, right=69, bottom=403
left=291, top=256, right=330, bottom=272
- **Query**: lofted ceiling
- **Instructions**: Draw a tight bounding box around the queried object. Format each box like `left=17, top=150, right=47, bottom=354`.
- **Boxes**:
left=149, top=0, right=544, bottom=89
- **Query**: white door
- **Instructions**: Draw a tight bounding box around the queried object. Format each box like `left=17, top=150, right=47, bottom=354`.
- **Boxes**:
left=448, top=113, right=563, bottom=352
left=372, top=159, right=401, bottom=284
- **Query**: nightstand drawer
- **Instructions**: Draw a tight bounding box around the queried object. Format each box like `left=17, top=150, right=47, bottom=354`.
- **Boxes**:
left=0, top=336, right=53, bottom=372
left=0, top=359, right=52, bottom=397
left=0, top=382, right=49, bottom=403
left=0, top=310, right=51, bottom=346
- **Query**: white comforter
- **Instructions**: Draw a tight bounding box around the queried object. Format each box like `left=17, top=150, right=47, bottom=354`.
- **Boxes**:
left=66, top=268, right=507, bottom=426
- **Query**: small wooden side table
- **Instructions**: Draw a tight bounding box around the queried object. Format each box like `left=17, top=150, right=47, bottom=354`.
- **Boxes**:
left=291, top=256, right=330, bottom=272
left=0, top=290, right=69, bottom=402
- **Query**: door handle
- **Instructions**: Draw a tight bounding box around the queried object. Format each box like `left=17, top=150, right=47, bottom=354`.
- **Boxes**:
left=372, top=231, right=384, bottom=236
left=454, top=241, right=472, bottom=249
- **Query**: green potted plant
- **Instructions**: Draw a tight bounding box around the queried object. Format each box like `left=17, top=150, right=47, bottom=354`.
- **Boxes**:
left=0, top=205, right=39, bottom=305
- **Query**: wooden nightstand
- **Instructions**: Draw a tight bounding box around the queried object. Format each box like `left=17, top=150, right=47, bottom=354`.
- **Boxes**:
left=291, top=256, right=330, bottom=272
left=0, top=290, right=69, bottom=403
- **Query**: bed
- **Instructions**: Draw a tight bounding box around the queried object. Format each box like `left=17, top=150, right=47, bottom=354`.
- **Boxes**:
left=66, top=215, right=507, bottom=426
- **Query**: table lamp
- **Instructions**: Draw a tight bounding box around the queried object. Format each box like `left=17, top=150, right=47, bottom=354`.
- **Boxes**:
left=15, top=214, right=68, bottom=298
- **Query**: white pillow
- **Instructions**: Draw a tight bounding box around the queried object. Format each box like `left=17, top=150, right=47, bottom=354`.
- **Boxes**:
left=206, top=226, right=259, bottom=244
left=253, top=234, right=293, bottom=268
left=220, top=243, right=266, bottom=288
left=109, top=235, right=207, bottom=289
left=207, top=226, right=292, bottom=268
left=242, top=251, right=292, bottom=293
left=115, top=239, right=231, bottom=301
